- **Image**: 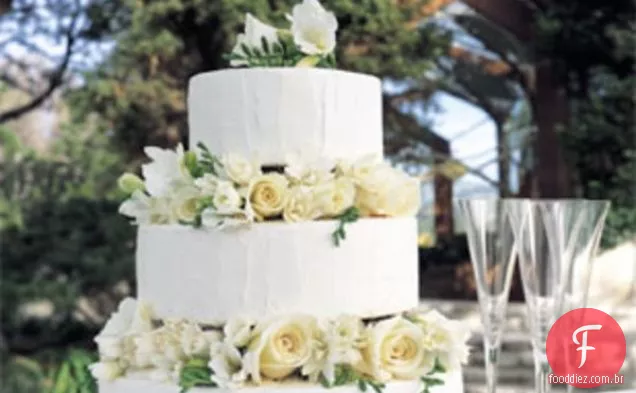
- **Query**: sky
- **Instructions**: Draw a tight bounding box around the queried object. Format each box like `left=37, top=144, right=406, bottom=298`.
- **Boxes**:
left=420, top=92, right=498, bottom=205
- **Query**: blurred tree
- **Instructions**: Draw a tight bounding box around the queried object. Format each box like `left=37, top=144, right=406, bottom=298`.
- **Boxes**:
left=445, top=0, right=635, bottom=244
left=68, top=0, right=451, bottom=160
left=0, top=120, right=133, bottom=353
left=0, top=0, right=129, bottom=123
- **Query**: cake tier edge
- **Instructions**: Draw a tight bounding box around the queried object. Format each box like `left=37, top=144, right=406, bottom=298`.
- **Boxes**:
left=137, top=217, right=419, bottom=324
left=99, top=370, right=463, bottom=393
left=188, top=68, right=383, bottom=165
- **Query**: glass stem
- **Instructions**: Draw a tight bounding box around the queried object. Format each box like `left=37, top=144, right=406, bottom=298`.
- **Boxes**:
left=533, top=349, right=551, bottom=393
left=484, top=339, right=500, bottom=393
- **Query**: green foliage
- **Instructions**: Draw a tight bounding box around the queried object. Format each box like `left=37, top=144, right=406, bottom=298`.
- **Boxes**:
left=332, top=206, right=361, bottom=246
left=1, top=350, right=97, bottom=393
left=223, top=33, right=337, bottom=68
left=319, top=364, right=386, bottom=392
left=179, top=357, right=216, bottom=392
left=0, top=124, right=125, bottom=229
left=1, top=122, right=134, bottom=353
left=420, top=359, right=446, bottom=393
left=69, top=0, right=449, bottom=159
left=532, top=1, right=636, bottom=247
left=49, top=350, right=97, bottom=393
left=1, top=197, right=135, bottom=352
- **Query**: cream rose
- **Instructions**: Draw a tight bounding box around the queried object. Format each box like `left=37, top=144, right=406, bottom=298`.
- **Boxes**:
left=337, top=155, right=387, bottom=189
left=248, top=173, right=288, bottom=219
left=406, top=310, right=471, bottom=370
left=315, top=178, right=356, bottom=217
left=283, top=186, right=321, bottom=222
left=362, top=316, right=433, bottom=382
left=285, top=154, right=334, bottom=186
left=221, top=153, right=261, bottom=186
left=355, top=171, right=421, bottom=217
left=244, top=315, right=316, bottom=383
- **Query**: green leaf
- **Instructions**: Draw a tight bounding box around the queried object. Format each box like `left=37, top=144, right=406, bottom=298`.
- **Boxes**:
left=261, top=37, right=270, bottom=54
left=331, top=207, right=360, bottom=246
left=51, top=362, right=72, bottom=393
left=179, top=357, right=216, bottom=392
left=196, top=142, right=222, bottom=175
left=240, top=43, right=253, bottom=57
left=183, top=151, right=203, bottom=178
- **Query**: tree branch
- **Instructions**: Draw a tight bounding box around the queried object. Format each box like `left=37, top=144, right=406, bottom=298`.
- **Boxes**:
left=384, top=102, right=499, bottom=186
left=0, top=9, right=79, bottom=123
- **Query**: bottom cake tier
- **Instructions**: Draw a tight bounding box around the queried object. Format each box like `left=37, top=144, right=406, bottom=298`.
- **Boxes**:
left=99, top=369, right=464, bottom=393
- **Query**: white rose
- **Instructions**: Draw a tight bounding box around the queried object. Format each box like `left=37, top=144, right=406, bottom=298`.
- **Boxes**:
left=336, top=155, right=386, bottom=189
left=213, top=181, right=242, bottom=215
left=290, top=0, right=338, bottom=55
left=142, top=144, right=191, bottom=197
left=285, top=153, right=334, bottom=186
left=209, top=342, right=248, bottom=388
left=221, top=153, right=261, bottom=186
left=315, top=177, right=356, bottom=217
left=224, top=317, right=255, bottom=348
left=362, top=316, right=433, bottom=382
left=407, top=310, right=471, bottom=370
left=356, top=171, right=421, bottom=217
left=244, top=315, right=316, bottom=383
left=89, top=361, right=123, bottom=381
left=231, top=14, right=280, bottom=67
left=248, top=173, right=288, bottom=219
left=194, top=173, right=220, bottom=196
left=283, top=186, right=322, bottom=222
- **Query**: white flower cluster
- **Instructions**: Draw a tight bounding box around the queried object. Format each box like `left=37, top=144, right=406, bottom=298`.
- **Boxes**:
left=229, top=0, right=338, bottom=67
left=90, top=298, right=471, bottom=390
left=118, top=145, right=421, bottom=232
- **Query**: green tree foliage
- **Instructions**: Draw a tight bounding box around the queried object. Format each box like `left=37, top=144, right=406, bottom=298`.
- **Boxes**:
left=535, top=1, right=635, bottom=247
left=1, top=350, right=97, bottom=393
left=0, top=123, right=134, bottom=354
left=69, top=0, right=449, bottom=160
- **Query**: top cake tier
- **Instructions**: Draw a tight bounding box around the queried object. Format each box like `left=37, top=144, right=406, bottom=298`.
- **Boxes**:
left=188, top=68, right=383, bottom=165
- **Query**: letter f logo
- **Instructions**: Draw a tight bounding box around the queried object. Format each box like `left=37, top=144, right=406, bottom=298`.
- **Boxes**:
left=572, top=324, right=602, bottom=368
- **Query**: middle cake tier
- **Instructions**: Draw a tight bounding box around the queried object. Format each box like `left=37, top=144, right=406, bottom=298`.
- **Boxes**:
left=136, top=217, right=418, bottom=324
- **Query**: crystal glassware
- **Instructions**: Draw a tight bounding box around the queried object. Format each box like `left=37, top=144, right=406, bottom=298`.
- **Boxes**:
left=457, top=198, right=519, bottom=393
left=507, top=199, right=610, bottom=393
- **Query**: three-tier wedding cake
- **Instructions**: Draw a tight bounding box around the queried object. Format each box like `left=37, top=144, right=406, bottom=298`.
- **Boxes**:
left=91, top=2, right=469, bottom=392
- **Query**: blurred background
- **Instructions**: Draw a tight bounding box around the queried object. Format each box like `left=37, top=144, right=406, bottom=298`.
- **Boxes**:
left=0, top=0, right=634, bottom=392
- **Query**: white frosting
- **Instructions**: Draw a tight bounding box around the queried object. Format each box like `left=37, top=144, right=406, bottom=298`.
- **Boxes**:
left=188, top=68, right=383, bottom=165
left=98, top=370, right=464, bottom=393
left=136, top=218, right=418, bottom=324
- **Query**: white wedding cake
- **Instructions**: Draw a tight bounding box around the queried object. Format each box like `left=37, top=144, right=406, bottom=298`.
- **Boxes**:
left=92, top=2, right=469, bottom=393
